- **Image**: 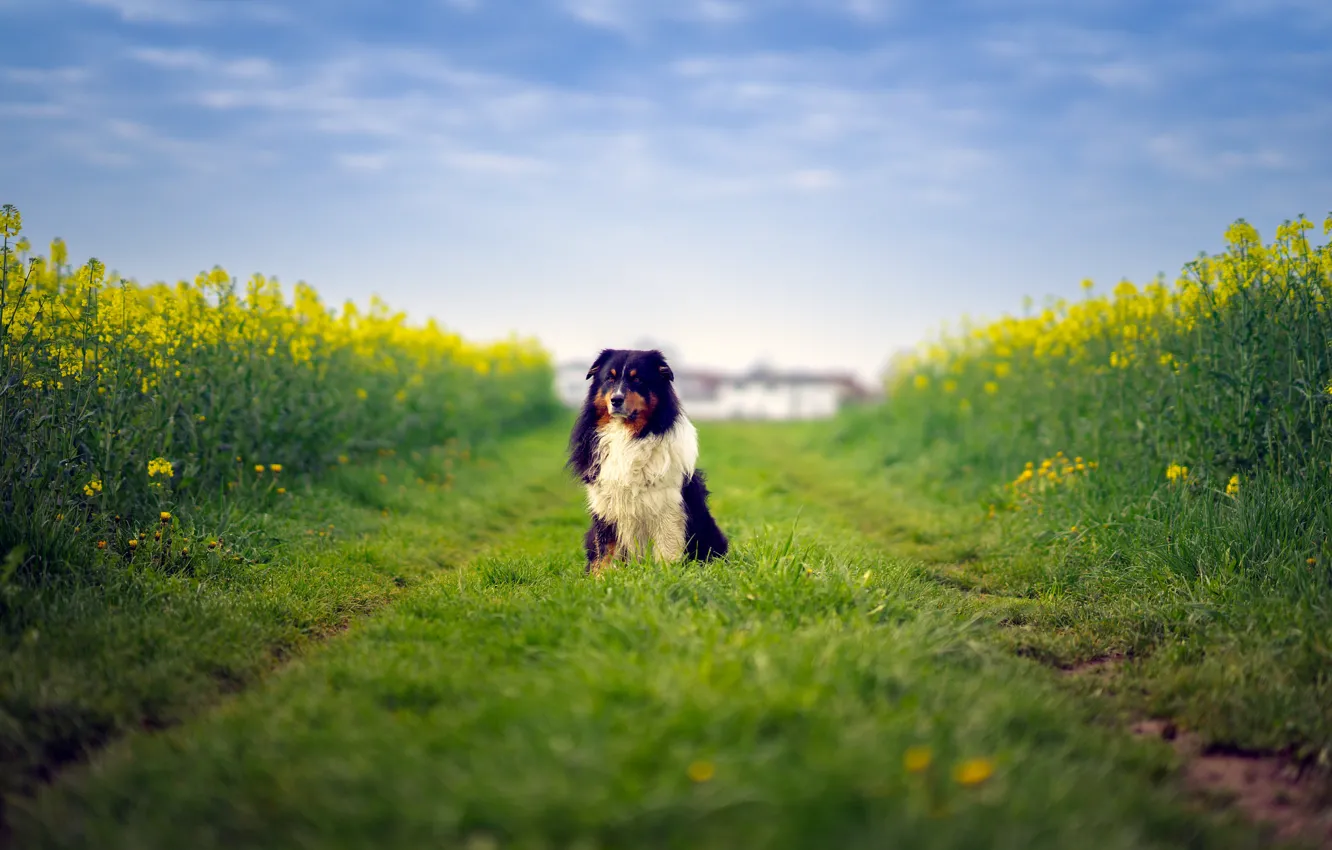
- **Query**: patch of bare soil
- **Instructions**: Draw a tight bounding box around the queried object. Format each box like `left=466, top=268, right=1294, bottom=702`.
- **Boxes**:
left=1132, top=719, right=1332, bottom=848
left=1058, top=653, right=1126, bottom=676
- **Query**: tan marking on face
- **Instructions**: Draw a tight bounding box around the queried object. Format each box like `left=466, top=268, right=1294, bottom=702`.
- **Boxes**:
left=628, top=368, right=637, bottom=379
left=609, top=368, right=618, bottom=379
left=594, top=391, right=614, bottom=427
left=623, top=390, right=657, bottom=436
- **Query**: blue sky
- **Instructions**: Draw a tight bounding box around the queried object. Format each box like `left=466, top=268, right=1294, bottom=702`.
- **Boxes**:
left=3, top=0, right=1331, bottom=382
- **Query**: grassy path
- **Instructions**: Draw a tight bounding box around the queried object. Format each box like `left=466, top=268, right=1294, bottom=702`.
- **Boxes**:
left=9, top=423, right=1270, bottom=849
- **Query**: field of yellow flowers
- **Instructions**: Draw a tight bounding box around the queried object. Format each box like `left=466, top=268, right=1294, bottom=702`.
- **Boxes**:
left=0, top=203, right=557, bottom=580
left=843, top=212, right=1332, bottom=755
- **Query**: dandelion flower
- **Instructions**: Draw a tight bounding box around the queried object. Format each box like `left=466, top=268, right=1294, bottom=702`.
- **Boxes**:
left=96, top=540, right=107, bottom=549
left=254, top=464, right=266, bottom=474
left=128, top=539, right=139, bottom=549
left=277, top=487, right=286, bottom=495
left=160, top=511, right=172, bottom=522
left=687, top=760, right=716, bottom=783
left=953, top=758, right=995, bottom=787
left=1225, top=474, right=1240, bottom=497
left=1166, top=463, right=1189, bottom=483
left=904, top=746, right=932, bottom=774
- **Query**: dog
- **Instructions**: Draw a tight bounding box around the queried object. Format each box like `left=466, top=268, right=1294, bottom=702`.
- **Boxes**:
left=567, top=348, right=728, bottom=573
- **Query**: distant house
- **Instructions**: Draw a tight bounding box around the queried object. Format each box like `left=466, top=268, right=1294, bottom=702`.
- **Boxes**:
left=554, top=361, right=870, bottom=420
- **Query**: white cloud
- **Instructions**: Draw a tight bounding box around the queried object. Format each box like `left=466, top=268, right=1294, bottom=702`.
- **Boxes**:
left=335, top=152, right=390, bottom=172
left=0, top=103, right=68, bottom=118
left=842, top=0, right=893, bottom=21
left=77, top=0, right=290, bottom=24
left=3, top=66, right=90, bottom=86
left=130, top=47, right=212, bottom=70
left=1146, top=133, right=1289, bottom=180
left=442, top=149, right=550, bottom=176
left=560, top=0, right=749, bottom=34
left=563, top=0, right=632, bottom=31
left=1086, top=60, right=1155, bottom=90
left=130, top=47, right=276, bottom=79
left=788, top=168, right=840, bottom=190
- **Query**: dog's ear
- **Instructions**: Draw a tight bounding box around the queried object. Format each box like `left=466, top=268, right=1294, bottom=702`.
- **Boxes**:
left=586, top=349, right=613, bottom=380
left=648, top=349, right=674, bottom=382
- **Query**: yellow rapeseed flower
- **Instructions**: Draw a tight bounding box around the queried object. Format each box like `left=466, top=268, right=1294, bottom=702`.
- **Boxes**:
left=983, top=381, right=998, bottom=395
left=913, top=374, right=930, bottom=390
left=1166, top=463, right=1189, bottom=483
left=147, top=457, right=174, bottom=478
left=83, top=479, right=103, bottom=497
left=953, top=758, right=995, bottom=787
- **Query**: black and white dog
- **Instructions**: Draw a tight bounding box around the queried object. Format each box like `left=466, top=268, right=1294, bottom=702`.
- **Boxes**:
left=567, top=349, right=728, bottom=573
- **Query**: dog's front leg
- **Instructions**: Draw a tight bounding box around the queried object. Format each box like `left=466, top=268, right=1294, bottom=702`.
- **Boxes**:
left=585, top=514, right=619, bottom=575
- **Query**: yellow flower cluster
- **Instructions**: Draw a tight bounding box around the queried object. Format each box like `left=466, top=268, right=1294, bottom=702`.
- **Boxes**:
left=2, top=251, right=547, bottom=396
left=901, top=746, right=995, bottom=786
left=1, top=203, right=556, bottom=567
left=1225, top=474, right=1240, bottom=497
left=890, top=214, right=1332, bottom=394
left=1165, top=463, right=1189, bottom=483
left=1009, top=453, right=1096, bottom=505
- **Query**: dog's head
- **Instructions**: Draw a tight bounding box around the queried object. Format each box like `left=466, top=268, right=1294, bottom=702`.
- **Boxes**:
left=584, top=348, right=676, bottom=429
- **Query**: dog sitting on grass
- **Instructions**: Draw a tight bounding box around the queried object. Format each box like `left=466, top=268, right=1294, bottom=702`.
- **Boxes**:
left=567, top=349, right=728, bottom=574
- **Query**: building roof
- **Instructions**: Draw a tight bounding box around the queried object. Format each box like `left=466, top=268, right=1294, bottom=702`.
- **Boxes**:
left=557, top=361, right=872, bottom=400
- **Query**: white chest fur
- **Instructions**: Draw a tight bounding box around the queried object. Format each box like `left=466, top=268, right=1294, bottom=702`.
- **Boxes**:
left=586, top=415, right=699, bottom=561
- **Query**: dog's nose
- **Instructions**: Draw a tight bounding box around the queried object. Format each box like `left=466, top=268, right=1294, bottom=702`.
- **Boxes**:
left=610, top=393, right=625, bottom=408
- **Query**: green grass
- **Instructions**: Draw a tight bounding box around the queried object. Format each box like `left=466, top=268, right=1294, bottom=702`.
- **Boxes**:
left=828, top=402, right=1332, bottom=760
left=0, top=425, right=576, bottom=818
left=5, top=422, right=1277, bottom=849
left=856, top=217, right=1332, bottom=761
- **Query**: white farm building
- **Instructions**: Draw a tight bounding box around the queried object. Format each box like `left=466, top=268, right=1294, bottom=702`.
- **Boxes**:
left=555, top=362, right=869, bottom=421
